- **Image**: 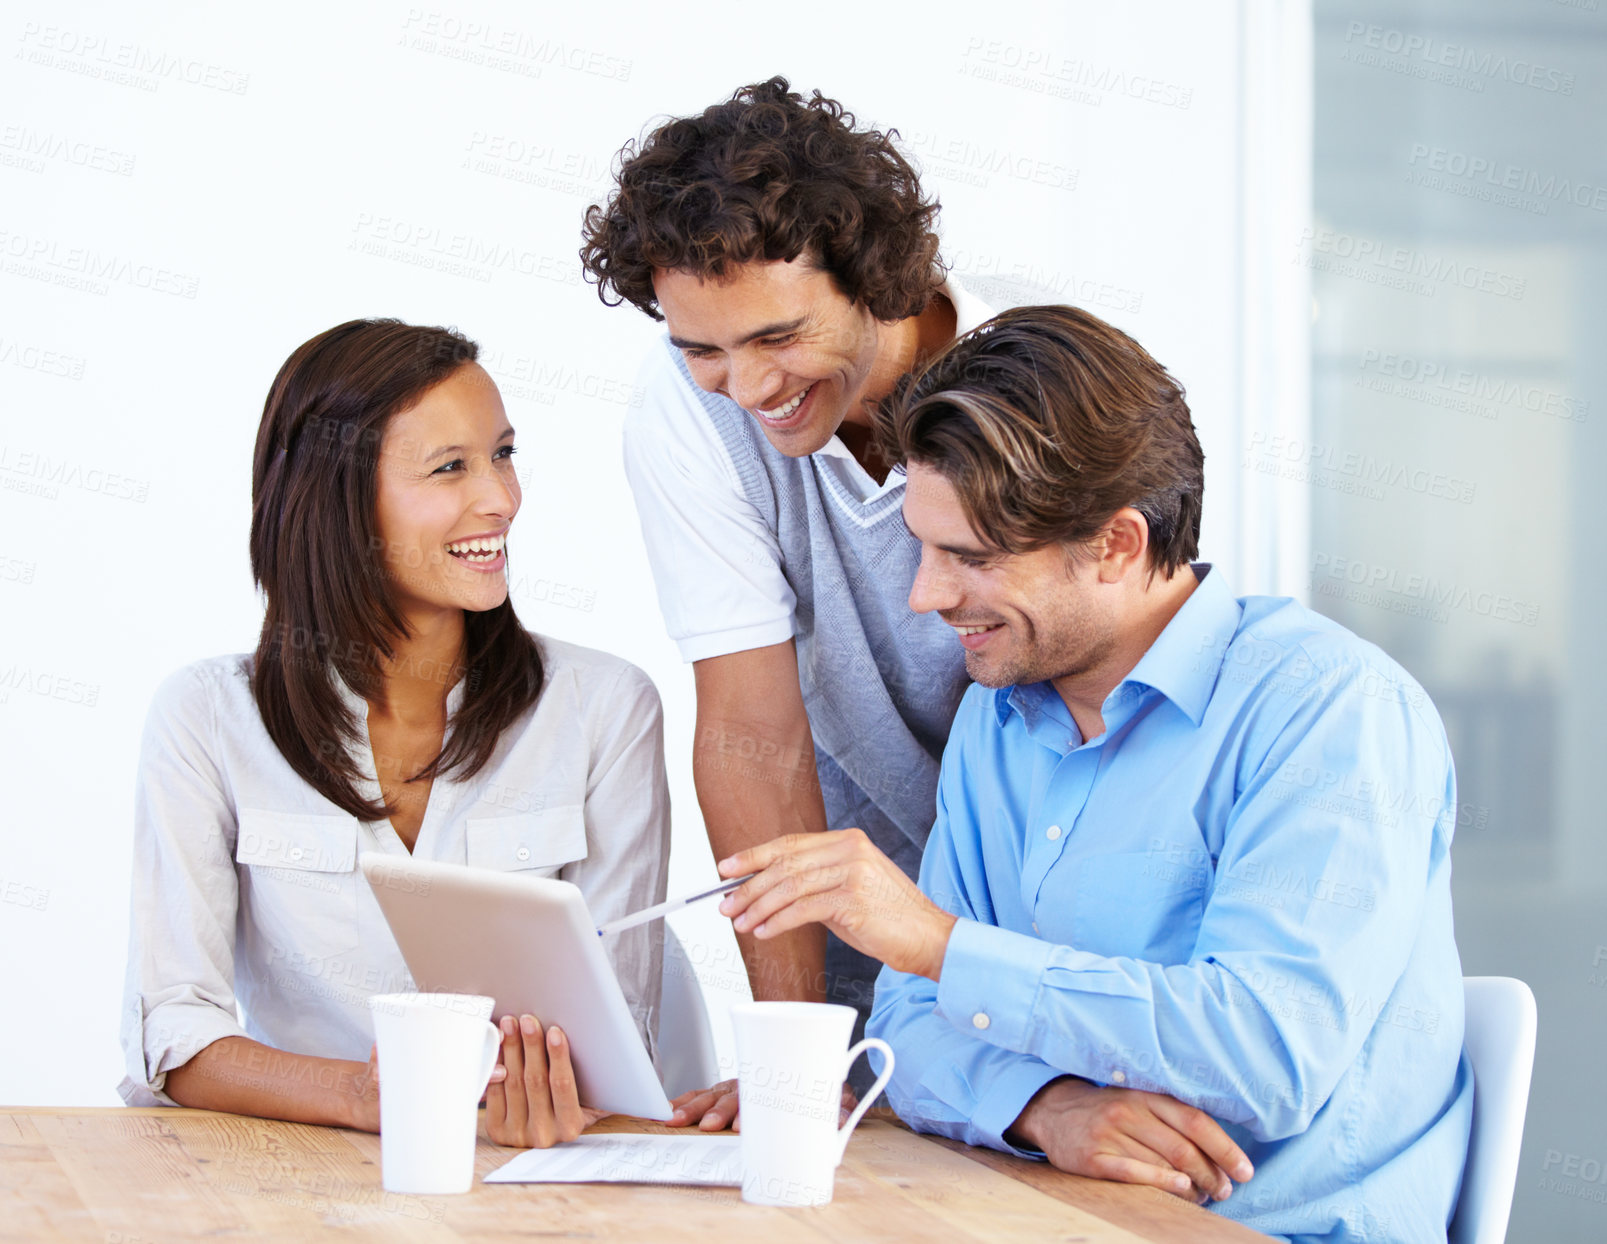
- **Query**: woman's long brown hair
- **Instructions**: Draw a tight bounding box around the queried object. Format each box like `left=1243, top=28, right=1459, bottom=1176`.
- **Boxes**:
left=248, top=318, right=544, bottom=820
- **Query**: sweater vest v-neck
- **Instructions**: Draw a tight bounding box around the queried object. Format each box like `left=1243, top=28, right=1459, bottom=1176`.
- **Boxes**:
left=671, top=343, right=971, bottom=865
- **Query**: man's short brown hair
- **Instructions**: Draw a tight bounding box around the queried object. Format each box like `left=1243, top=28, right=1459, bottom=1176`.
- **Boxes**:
left=876, top=305, right=1205, bottom=578
left=579, top=76, right=942, bottom=322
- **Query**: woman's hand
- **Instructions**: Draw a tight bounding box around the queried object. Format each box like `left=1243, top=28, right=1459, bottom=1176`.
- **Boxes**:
left=347, top=1044, right=381, bottom=1132
left=667, top=1079, right=858, bottom=1132
left=484, top=1013, right=606, bottom=1148
left=667, top=1078, right=741, bottom=1131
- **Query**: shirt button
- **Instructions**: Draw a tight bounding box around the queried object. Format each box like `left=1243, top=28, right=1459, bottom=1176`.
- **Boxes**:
left=288, top=847, right=304, bottom=861
left=972, top=1012, right=991, bottom=1030
left=515, top=846, right=531, bottom=862
left=1045, top=825, right=1063, bottom=841
left=1111, top=1070, right=1127, bottom=1085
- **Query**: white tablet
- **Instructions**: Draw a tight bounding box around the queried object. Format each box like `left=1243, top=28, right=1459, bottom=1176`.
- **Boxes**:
left=359, top=852, right=674, bottom=1122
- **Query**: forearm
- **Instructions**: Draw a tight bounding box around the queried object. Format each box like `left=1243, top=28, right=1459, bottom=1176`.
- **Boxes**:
left=163, top=1037, right=373, bottom=1131
left=937, top=921, right=1325, bottom=1138
left=693, top=715, right=828, bottom=1003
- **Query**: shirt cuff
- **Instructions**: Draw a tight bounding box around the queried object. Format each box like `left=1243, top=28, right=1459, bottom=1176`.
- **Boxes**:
left=936, top=918, right=1056, bottom=1054
left=122, top=997, right=251, bottom=1106
left=969, top=1058, right=1068, bottom=1158
left=674, top=618, right=795, bottom=664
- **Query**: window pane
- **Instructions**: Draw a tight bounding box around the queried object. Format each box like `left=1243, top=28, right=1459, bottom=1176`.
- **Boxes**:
left=1310, top=4, right=1606, bottom=1239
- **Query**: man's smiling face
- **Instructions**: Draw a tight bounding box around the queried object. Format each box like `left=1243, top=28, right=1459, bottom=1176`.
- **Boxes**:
left=901, top=461, right=1119, bottom=690
left=653, top=257, right=884, bottom=458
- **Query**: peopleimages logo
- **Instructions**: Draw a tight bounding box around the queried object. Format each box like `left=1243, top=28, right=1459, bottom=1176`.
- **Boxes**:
left=0, top=336, right=87, bottom=381
left=1355, top=350, right=1587, bottom=424
left=0, top=444, right=150, bottom=502
left=901, top=130, right=1079, bottom=193
left=0, top=664, right=101, bottom=707
left=0, top=125, right=137, bottom=176
left=349, top=213, right=580, bottom=286
left=957, top=38, right=1193, bottom=109
left=1243, top=431, right=1477, bottom=504
left=1407, top=144, right=1607, bottom=214
left=1294, top=228, right=1525, bottom=301
left=399, top=10, right=632, bottom=82
left=0, top=227, right=200, bottom=299
left=1341, top=22, right=1576, bottom=95
left=1539, top=1149, right=1607, bottom=1205
left=1310, top=554, right=1540, bottom=627
left=461, top=132, right=611, bottom=198
left=948, top=248, right=1144, bottom=315
left=16, top=22, right=251, bottom=94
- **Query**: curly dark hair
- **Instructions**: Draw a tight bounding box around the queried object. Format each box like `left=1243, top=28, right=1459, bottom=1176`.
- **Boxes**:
left=579, top=76, right=943, bottom=322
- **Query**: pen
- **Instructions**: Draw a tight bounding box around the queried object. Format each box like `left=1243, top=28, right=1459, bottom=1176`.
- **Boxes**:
left=597, top=874, right=757, bottom=937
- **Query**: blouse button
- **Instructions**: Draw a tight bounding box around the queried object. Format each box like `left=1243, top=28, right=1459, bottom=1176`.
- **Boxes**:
left=972, top=1012, right=991, bottom=1030
left=515, top=845, right=531, bottom=862
left=1045, top=824, right=1063, bottom=841
left=288, top=847, right=304, bottom=862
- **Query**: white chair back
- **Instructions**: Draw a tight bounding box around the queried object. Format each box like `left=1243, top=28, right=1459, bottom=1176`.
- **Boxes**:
left=1449, top=975, right=1537, bottom=1244
left=656, top=925, right=722, bottom=1100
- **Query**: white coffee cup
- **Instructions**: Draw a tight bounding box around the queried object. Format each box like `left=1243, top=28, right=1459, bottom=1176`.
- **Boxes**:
left=730, top=1001, right=895, bottom=1207
left=369, top=991, right=500, bottom=1194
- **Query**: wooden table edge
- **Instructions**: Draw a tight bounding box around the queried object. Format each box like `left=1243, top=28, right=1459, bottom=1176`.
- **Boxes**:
left=1, top=1106, right=1274, bottom=1242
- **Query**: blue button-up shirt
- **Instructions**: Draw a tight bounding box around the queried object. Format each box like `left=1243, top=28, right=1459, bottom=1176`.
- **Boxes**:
left=869, top=566, right=1473, bottom=1244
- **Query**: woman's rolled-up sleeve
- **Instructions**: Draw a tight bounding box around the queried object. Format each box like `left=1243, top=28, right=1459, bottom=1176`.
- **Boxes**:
left=118, top=664, right=250, bottom=1105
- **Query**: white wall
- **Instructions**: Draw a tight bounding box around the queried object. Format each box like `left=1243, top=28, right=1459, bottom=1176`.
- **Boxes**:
left=0, top=0, right=1297, bottom=1103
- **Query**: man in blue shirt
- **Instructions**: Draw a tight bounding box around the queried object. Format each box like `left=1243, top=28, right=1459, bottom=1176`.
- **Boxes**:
left=717, top=305, right=1473, bottom=1242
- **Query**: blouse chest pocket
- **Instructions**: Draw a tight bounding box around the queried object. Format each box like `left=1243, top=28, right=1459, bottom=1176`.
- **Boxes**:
left=466, top=806, right=588, bottom=878
left=235, top=808, right=361, bottom=957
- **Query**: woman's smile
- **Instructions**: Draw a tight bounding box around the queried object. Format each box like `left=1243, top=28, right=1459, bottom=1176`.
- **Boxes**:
left=446, top=530, right=509, bottom=571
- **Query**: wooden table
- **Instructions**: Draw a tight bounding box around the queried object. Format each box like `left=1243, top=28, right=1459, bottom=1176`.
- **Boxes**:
left=1, top=1109, right=1273, bottom=1242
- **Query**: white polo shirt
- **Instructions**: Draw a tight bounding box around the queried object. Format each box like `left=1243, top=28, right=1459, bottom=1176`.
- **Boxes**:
left=622, top=279, right=994, bottom=663
left=119, top=635, right=670, bottom=1106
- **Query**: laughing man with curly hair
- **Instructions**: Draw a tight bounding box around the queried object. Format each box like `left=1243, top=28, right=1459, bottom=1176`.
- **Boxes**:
left=580, top=77, right=993, bottom=1130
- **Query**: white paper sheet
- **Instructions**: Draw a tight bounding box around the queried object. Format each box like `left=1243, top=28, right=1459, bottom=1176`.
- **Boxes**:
left=484, top=1134, right=743, bottom=1186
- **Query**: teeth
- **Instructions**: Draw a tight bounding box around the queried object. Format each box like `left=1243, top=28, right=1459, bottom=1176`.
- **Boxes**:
left=756, top=384, right=812, bottom=420
left=446, top=534, right=506, bottom=558
left=954, top=625, right=999, bottom=636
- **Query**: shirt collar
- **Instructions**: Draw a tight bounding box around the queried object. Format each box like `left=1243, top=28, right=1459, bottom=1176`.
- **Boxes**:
left=332, top=663, right=468, bottom=719
left=815, top=274, right=992, bottom=471
left=991, top=563, right=1241, bottom=733
left=944, top=271, right=994, bottom=336
left=994, top=679, right=1071, bottom=735
left=1117, top=563, right=1240, bottom=726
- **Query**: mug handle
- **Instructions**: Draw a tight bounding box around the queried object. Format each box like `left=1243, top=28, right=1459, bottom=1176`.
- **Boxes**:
left=475, top=1021, right=501, bottom=1098
left=834, top=1037, right=895, bottom=1165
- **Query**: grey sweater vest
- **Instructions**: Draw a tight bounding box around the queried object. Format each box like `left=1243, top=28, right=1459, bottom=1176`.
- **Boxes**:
left=671, top=342, right=971, bottom=879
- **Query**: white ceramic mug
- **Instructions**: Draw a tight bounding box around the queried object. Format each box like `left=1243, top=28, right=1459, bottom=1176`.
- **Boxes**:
left=730, top=1001, right=895, bottom=1207
left=368, top=992, right=500, bottom=1194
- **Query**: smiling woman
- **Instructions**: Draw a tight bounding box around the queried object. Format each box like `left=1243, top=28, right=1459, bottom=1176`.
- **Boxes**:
left=249, top=321, right=539, bottom=828
left=119, top=319, right=670, bottom=1151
